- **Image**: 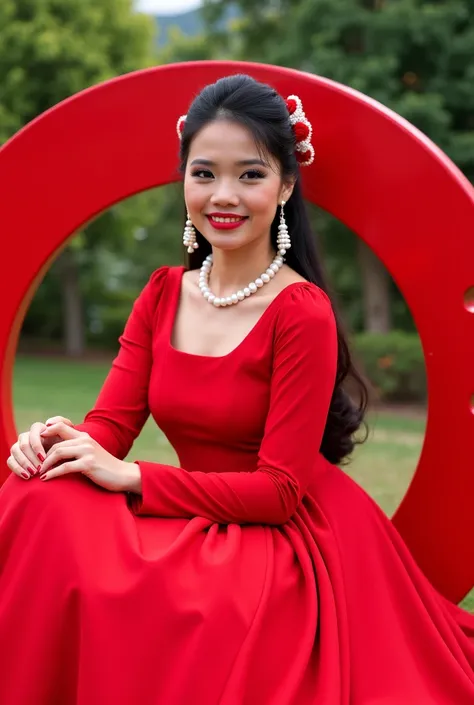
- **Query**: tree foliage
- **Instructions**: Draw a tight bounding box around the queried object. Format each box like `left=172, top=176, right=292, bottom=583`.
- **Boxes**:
left=203, top=0, right=474, bottom=177
left=0, top=0, right=158, bottom=354
left=0, top=0, right=155, bottom=142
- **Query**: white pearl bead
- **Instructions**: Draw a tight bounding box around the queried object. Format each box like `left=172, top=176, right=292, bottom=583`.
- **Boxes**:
left=199, top=251, right=284, bottom=307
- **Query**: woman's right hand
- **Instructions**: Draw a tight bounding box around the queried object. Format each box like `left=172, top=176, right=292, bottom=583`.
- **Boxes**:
left=7, top=415, right=74, bottom=480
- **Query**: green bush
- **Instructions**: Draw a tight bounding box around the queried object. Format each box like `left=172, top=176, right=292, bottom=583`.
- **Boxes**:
left=353, top=331, right=426, bottom=403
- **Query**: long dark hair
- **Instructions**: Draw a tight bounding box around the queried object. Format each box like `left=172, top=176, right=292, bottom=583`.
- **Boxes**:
left=178, top=74, right=368, bottom=464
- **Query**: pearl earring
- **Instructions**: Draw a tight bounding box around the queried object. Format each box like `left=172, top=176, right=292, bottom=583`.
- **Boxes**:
left=276, top=200, right=291, bottom=256
left=183, top=213, right=199, bottom=253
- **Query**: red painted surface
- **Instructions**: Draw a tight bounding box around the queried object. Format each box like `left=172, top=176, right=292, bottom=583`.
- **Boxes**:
left=0, top=61, right=473, bottom=602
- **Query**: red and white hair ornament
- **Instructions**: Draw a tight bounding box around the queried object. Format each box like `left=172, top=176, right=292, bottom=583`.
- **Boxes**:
left=285, top=94, right=315, bottom=167
left=176, top=93, right=315, bottom=167
left=176, top=114, right=187, bottom=140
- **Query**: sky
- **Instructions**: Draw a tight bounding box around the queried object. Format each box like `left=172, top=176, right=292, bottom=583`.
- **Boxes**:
left=136, top=0, right=202, bottom=15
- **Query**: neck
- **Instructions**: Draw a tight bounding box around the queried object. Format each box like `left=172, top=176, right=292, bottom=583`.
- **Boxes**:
left=207, top=241, right=276, bottom=297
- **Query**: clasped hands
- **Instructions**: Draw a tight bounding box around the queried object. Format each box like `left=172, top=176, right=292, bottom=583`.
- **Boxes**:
left=7, top=416, right=141, bottom=494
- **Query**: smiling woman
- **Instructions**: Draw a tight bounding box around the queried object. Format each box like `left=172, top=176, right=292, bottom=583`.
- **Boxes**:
left=1, top=71, right=474, bottom=705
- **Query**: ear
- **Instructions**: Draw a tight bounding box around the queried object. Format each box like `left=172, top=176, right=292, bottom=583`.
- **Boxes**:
left=280, top=178, right=296, bottom=204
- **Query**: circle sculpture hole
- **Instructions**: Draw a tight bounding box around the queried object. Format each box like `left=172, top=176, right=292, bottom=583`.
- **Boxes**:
left=464, top=287, right=474, bottom=313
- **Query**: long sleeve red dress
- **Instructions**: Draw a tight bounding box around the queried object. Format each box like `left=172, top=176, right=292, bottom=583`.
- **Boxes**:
left=1, top=265, right=474, bottom=705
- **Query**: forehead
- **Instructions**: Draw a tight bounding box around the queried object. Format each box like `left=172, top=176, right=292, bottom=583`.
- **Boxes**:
left=188, top=119, right=264, bottom=159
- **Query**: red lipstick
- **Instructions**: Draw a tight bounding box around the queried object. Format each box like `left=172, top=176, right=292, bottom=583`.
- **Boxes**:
left=206, top=213, right=248, bottom=231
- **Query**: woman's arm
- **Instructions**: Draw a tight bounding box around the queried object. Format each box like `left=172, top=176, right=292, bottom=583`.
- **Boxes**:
left=128, top=285, right=338, bottom=525
left=73, top=267, right=169, bottom=459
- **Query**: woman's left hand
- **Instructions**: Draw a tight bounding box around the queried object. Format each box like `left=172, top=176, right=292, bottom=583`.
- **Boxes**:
left=39, top=423, right=141, bottom=493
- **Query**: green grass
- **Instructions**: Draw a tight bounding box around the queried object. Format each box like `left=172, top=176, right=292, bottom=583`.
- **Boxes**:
left=12, top=355, right=474, bottom=612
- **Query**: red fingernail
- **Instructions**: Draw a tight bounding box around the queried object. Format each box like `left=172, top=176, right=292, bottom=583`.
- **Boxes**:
left=28, top=467, right=36, bottom=475
left=38, top=454, right=45, bottom=462
left=40, top=474, right=48, bottom=481
left=37, top=465, right=41, bottom=472
left=46, top=423, right=53, bottom=426
left=21, top=472, right=29, bottom=480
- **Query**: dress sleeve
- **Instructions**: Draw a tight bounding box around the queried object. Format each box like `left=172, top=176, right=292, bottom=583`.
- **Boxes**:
left=73, top=267, right=169, bottom=459
left=130, top=285, right=338, bottom=525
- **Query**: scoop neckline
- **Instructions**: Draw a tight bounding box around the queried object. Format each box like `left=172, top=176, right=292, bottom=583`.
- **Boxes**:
left=168, top=266, right=310, bottom=361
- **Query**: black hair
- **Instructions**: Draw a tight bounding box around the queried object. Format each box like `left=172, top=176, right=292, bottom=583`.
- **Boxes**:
left=178, top=74, right=368, bottom=464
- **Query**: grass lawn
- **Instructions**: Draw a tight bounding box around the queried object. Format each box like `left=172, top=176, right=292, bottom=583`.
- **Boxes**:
left=12, top=355, right=474, bottom=612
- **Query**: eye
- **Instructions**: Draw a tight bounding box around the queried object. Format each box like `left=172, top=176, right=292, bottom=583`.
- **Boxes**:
left=191, top=169, right=214, bottom=179
left=241, top=169, right=266, bottom=180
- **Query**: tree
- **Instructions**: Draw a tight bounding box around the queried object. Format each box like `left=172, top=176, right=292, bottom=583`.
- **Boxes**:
left=0, top=0, right=156, bottom=355
left=202, top=0, right=474, bottom=332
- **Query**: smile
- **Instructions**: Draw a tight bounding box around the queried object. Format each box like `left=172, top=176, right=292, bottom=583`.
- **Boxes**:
left=206, top=215, right=248, bottom=230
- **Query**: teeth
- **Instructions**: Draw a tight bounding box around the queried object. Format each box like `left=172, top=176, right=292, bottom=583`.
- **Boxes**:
left=210, top=216, right=244, bottom=223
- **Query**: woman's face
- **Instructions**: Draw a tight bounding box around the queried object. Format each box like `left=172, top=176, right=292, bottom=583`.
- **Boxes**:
left=184, top=119, right=294, bottom=253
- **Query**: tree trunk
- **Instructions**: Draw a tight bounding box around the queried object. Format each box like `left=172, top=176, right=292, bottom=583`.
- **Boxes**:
left=357, top=240, right=392, bottom=333
left=56, top=248, right=85, bottom=357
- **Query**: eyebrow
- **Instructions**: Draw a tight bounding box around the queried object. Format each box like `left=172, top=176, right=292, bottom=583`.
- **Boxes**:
left=189, top=158, right=269, bottom=167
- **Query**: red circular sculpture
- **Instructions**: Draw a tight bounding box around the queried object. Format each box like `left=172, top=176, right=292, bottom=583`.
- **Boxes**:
left=0, top=61, right=473, bottom=603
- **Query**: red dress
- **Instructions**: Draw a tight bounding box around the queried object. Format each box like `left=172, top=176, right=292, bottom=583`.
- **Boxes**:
left=1, top=265, right=474, bottom=705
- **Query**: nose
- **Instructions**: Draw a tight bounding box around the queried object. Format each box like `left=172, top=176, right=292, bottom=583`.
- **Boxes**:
left=209, top=178, right=239, bottom=207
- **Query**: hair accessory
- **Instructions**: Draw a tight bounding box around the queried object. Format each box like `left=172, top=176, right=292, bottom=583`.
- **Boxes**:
left=176, top=94, right=315, bottom=167
left=285, top=95, right=315, bottom=167
left=176, top=115, right=187, bottom=140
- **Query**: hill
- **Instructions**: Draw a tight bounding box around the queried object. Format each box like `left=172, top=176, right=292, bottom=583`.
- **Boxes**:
left=153, top=5, right=238, bottom=46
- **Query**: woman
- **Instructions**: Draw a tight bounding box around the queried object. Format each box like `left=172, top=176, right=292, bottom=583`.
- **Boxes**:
left=1, top=74, right=474, bottom=705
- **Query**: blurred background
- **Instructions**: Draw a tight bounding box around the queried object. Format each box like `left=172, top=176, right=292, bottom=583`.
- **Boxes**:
left=2, top=0, right=473, bottom=604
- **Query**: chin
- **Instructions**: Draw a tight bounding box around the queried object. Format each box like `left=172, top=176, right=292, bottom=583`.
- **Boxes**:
left=204, top=231, right=248, bottom=251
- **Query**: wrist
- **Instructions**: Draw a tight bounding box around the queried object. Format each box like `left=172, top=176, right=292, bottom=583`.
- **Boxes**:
left=121, top=462, right=142, bottom=494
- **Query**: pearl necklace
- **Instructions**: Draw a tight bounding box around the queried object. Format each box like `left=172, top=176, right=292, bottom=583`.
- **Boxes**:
left=199, top=253, right=284, bottom=307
